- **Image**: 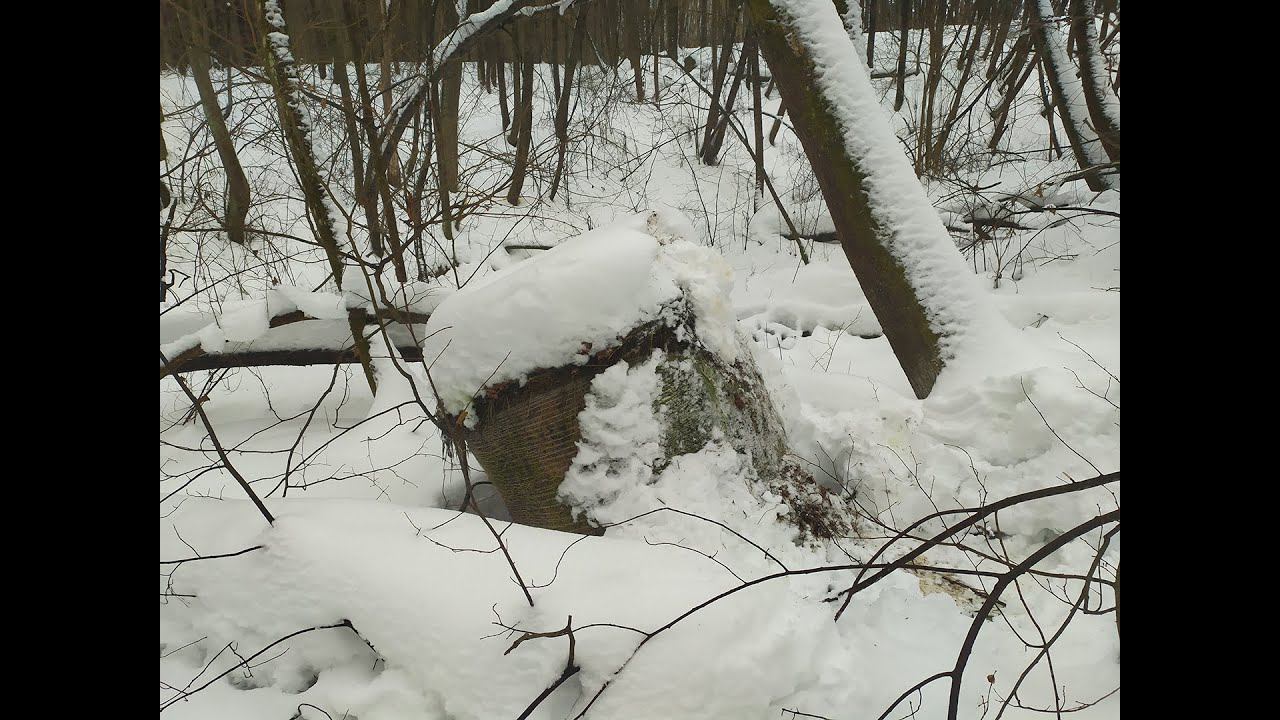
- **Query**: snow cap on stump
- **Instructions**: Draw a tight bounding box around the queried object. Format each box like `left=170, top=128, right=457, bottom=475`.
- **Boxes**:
left=422, top=211, right=739, bottom=422
left=422, top=212, right=792, bottom=535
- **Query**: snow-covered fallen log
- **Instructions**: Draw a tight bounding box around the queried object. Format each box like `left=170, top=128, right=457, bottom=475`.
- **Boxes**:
left=160, top=285, right=440, bottom=378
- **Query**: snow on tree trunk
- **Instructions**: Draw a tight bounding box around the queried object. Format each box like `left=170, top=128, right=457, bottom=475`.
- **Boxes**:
left=260, top=0, right=377, bottom=392
left=744, top=0, right=1010, bottom=399
left=832, top=0, right=867, bottom=64
left=1028, top=0, right=1115, bottom=191
left=260, top=0, right=347, bottom=286
left=1069, top=0, right=1120, bottom=163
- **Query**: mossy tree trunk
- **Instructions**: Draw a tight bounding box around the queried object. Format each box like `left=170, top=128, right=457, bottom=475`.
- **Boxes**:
left=745, top=0, right=954, bottom=398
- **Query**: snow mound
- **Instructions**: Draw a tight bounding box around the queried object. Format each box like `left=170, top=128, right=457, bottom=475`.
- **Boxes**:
left=422, top=212, right=739, bottom=418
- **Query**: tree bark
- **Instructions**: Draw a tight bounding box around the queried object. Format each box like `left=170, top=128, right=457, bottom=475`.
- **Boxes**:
left=865, top=0, right=877, bottom=66
left=664, top=0, right=679, bottom=59
left=497, top=55, right=511, bottom=130
left=507, top=58, right=536, bottom=204
left=893, top=0, right=911, bottom=111
left=550, top=9, right=589, bottom=200
left=1114, top=558, right=1120, bottom=639
left=437, top=1, right=463, bottom=194
left=746, top=0, right=980, bottom=398
left=929, top=0, right=989, bottom=170
left=1069, top=0, right=1120, bottom=163
left=331, top=0, right=384, bottom=257
left=703, top=33, right=755, bottom=165
left=1028, top=0, right=1113, bottom=190
left=988, top=41, right=1036, bottom=151
left=750, top=31, right=765, bottom=201
left=768, top=100, right=785, bottom=145
left=625, top=0, right=645, bottom=101
left=185, top=13, right=252, bottom=245
left=702, top=7, right=740, bottom=153
left=375, top=0, right=402, bottom=188
left=259, top=0, right=377, bottom=392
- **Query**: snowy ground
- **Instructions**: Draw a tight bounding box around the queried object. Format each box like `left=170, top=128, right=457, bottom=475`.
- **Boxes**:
left=161, top=27, right=1119, bottom=720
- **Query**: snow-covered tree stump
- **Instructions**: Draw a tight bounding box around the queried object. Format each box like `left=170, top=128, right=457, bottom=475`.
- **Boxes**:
left=423, top=213, right=844, bottom=537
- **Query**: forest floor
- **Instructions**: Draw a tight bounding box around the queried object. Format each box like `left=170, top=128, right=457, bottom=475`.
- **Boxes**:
left=161, top=33, right=1120, bottom=720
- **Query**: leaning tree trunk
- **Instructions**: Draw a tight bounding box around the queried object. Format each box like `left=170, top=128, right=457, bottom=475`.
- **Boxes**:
left=833, top=0, right=866, bottom=61
left=745, top=0, right=1004, bottom=398
left=374, top=0, right=402, bottom=188
left=984, top=0, right=1012, bottom=79
left=1028, top=0, right=1114, bottom=190
left=988, top=40, right=1036, bottom=151
left=701, top=7, right=740, bottom=155
left=930, top=0, right=990, bottom=170
left=703, top=33, right=755, bottom=165
left=259, top=0, right=378, bottom=393
left=184, top=15, right=251, bottom=245
left=1069, top=0, right=1120, bottom=163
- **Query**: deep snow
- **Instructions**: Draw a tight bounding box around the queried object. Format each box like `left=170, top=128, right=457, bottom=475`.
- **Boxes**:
left=161, top=21, right=1119, bottom=719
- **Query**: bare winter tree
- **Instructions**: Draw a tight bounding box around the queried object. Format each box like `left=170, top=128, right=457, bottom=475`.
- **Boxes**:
left=179, top=0, right=252, bottom=246
left=1069, top=0, right=1120, bottom=163
left=1028, top=0, right=1115, bottom=190
left=258, top=0, right=379, bottom=391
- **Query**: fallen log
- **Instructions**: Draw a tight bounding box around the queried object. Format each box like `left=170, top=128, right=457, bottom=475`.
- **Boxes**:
left=166, top=345, right=425, bottom=375
left=160, top=307, right=431, bottom=379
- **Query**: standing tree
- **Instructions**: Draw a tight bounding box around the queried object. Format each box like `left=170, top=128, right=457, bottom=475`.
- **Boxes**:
left=181, top=0, right=252, bottom=245
left=1069, top=0, right=1120, bottom=163
left=1028, top=0, right=1115, bottom=190
left=259, top=0, right=378, bottom=392
left=893, top=0, right=911, bottom=111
